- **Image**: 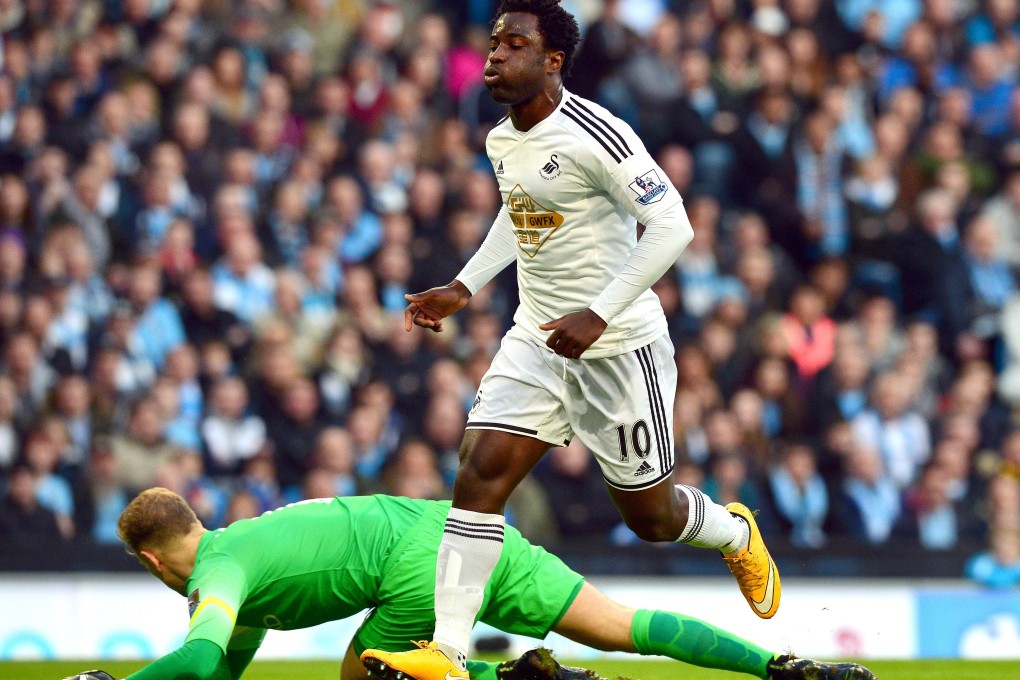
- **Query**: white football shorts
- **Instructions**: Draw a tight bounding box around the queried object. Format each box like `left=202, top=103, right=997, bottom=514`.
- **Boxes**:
left=467, top=325, right=676, bottom=490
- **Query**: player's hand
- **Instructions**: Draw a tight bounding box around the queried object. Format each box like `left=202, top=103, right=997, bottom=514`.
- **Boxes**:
left=61, top=670, right=117, bottom=680
left=539, top=309, right=608, bottom=358
left=404, top=280, right=472, bottom=333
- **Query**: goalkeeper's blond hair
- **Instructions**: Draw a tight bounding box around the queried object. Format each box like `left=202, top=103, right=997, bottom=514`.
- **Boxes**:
left=118, top=487, right=201, bottom=555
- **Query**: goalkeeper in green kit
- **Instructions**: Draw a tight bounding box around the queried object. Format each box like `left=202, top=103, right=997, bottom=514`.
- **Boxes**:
left=66, top=488, right=875, bottom=680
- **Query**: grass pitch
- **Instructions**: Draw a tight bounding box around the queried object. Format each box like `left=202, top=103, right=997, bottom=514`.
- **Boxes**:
left=1, top=658, right=1014, bottom=680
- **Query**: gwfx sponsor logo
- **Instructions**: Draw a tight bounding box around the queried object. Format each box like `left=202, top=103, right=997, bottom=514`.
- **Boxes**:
left=506, top=184, right=564, bottom=257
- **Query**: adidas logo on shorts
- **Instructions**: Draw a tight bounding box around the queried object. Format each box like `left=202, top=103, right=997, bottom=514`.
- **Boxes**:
left=634, top=461, right=654, bottom=476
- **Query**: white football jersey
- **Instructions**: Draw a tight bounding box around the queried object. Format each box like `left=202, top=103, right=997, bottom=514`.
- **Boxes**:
left=476, top=89, right=684, bottom=358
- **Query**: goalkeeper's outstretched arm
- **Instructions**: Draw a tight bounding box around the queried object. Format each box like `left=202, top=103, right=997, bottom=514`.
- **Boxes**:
left=120, top=626, right=264, bottom=680
left=62, top=641, right=230, bottom=680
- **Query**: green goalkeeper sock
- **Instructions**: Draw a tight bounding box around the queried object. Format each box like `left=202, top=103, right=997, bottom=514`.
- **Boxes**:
left=467, top=659, right=500, bottom=680
left=632, top=609, right=773, bottom=679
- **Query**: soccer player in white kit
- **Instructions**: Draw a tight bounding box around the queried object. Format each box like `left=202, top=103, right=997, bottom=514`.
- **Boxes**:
left=363, top=3, right=781, bottom=680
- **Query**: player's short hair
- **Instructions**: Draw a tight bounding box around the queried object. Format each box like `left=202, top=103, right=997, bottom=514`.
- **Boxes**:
left=117, top=487, right=201, bottom=555
left=495, top=0, right=581, bottom=76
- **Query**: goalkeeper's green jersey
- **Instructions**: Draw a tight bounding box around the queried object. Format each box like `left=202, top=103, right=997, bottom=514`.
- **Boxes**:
left=185, top=495, right=428, bottom=652
left=183, top=493, right=584, bottom=658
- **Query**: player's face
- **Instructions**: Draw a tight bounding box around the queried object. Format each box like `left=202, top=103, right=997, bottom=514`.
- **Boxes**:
left=484, top=12, right=556, bottom=105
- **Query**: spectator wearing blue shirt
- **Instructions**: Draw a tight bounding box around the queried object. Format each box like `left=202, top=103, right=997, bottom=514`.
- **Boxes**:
left=965, top=475, right=1020, bottom=587
left=211, top=231, right=277, bottom=326
left=23, top=429, right=75, bottom=539
left=86, top=439, right=129, bottom=545
left=899, top=464, right=959, bottom=549
left=127, top=264, right=186, bottom=370
left=796, top=110, right=850, bottom=259
left=839, top=445, right=902, bottom=543
left=962, top=43, right=1014, bottom=138
left=820, top=84, right=875, bottom=160
left=52, top=375, right=92, bottom=467
left=965, top=0, right=1020, bottom=47
left=249, top=112, right=297, bottom=189
left=134, top=172, right=186, bottom=254
left=324, top=175, right=384, bottom=266
left=299, top=244, right=343, bottom=318
left=966, top=532, right=1020, bottom=588
left=42, top=276, right=89, bottom=372
left=265, top=180, right=311, bottom=268
left=768, top=441, right=830, bottom=548
left=837, top=0, right=923, bottom=49
left=875, top=22, right=955, bottom=107
left=963, top=216, right=1017, bottom=340
left=66, top=238, right=114, bottom=325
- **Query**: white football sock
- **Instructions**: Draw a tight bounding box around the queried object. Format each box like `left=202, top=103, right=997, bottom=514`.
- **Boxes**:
left=674, top=484, right=749, bottom=554
left=433, top=508, right=505, bottom=670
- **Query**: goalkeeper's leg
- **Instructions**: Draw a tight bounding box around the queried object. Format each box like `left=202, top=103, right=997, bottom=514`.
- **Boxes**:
left=554, top=583, right=875, bottom=679
left=555, top=582, right=773, bottom=678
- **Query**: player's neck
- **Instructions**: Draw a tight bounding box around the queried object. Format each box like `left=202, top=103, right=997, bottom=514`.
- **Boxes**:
left=165, top=528, right=208, bottom=593
left=509, top=83, right=564, bottom=132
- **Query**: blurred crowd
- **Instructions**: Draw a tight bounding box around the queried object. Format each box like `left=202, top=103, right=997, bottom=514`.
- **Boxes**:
left=0, top=0, right=1019, bottom=585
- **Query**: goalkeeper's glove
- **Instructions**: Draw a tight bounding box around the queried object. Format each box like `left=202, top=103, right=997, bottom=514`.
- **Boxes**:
left=61, top=671, right=117, bottom=680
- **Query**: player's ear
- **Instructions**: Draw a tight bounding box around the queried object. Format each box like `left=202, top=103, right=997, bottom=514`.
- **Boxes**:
left=138, top=548, right=164, bottom=573
left=546, top=49, right=564, bottom=75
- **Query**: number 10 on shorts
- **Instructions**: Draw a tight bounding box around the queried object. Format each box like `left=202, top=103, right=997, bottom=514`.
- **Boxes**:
left=616, top=420, right=652, bottom=462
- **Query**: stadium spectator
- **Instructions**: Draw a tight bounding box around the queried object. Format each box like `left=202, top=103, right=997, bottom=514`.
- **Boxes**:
left=82, top=436, right=129, bottom=545
left=22, top=427, right=74, bottom=538
left=110, top=396, right=177, bottom=495
left=266, top=377, right=330, bottom=495
left=768, top=440, right=830, bottom=548
left=852, top=371, right=932, bottom=489
left=381, top=438, right=446, bottom=500
left=839, top=445, right=903, bottom=543
left=780, top=285, right=836, bottom=382
left=311, top=426, right=359, bottom=497
left=0, top=464, right=65, bottom=544
left=201, top=376, right=266, bottom=478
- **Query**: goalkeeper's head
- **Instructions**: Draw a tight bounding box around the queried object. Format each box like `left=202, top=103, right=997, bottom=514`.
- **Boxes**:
left=117, top=487, right=207, bottom=594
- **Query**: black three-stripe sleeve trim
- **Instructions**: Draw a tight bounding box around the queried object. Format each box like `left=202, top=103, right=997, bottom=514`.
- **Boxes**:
left=563, top=100, right=629, bottom=162
left=566, top=98, right=633, bottom=156
left=636, top=347, right=668, bottom=475
left=443, top=527, right=505, bottom=543
left=561, top=108, right=622, bottom=164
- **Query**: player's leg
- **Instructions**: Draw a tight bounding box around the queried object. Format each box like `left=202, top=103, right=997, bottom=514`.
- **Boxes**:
left=363, top=333, right=569, bottom=679
left=570, top=334, right=780, bottom=618
left=343, top=641, right=372, bottom=680
left=433, top=428, right=549, bottom=667
left=553, top=583, right=877, bottom=680
left=361, top=429, right=551, bottom=680
left=431, top=330, right=569, bottom=669
left=554, top=582, right=771, bottom=677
